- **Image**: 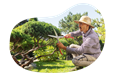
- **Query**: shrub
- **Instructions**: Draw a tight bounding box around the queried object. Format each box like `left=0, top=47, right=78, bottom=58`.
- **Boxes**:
left=33, top=46, right=58, bottom=61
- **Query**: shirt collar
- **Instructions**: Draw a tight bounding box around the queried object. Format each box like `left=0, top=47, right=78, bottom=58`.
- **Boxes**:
left=82, top=28, right=92, bottom=37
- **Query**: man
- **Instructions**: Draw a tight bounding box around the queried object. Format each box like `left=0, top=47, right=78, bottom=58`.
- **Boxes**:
left=56, top=16, right=101, bottom=70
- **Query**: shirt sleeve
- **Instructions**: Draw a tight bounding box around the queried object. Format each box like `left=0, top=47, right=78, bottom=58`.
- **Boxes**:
left=66, top=37, right=96, bottom=55
left=69, top=30, right=82, bottom=37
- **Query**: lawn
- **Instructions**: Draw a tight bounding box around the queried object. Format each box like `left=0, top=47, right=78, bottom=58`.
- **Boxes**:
left=29, top=60, right=75, bottom=73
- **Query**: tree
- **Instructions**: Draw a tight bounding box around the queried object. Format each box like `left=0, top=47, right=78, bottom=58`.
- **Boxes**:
left=28, top=17, right=38, bottom=21
left=95, top=10, right=101, bottom=15
left=91, top=18, right=104, bottom=28
left=95, top=25, right=105, bottom=43
left=59, top=12, right=87, bottom=45
left=59, top=12, right=88, bottom=34
left=92, top=10, right=105, bottom=50
left=10, top=21, right=61, bottom=68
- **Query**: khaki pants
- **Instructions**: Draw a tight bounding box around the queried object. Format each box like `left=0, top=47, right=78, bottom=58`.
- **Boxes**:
left=69, top=44, right=96, bottom=67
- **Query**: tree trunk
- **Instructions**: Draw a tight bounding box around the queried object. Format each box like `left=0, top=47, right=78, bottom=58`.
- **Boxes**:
left=20, top=57, right=26, bottom=64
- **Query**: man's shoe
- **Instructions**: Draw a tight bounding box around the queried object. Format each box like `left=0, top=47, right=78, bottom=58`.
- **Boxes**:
left=69, top=66, right=79, bottom=71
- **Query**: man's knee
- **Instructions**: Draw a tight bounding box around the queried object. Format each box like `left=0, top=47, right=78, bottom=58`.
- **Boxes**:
left=72, top=58, right=79, bottom=66
left=69, top=44, right=74, bottom=48
left=72, top=55, right=96, bottom=67
left=69, top=44, right=80, bottom=48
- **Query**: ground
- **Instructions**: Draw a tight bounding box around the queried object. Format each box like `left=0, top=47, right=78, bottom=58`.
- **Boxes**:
left=27, top=60, right=75, bottom=73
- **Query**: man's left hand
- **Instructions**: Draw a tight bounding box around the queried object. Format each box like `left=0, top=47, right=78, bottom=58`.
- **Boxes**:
left=56, top=42, right=67, bottom=50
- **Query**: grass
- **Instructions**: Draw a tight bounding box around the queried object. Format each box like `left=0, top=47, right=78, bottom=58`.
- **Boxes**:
left=29, top=60, right=75, bottom=73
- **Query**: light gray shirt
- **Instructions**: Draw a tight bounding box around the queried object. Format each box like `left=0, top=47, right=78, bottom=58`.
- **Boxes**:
left=66, top=28, right=101, bottom=58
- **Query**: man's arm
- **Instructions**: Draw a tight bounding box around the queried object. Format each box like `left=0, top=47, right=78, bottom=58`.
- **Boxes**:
left=69, top=30, right=82, bottom=37
left=66, top=37, right=96, bottom=55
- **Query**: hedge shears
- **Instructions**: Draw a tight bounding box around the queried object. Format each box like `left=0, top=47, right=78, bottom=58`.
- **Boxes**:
left=48, top=28, right=74, bottom=55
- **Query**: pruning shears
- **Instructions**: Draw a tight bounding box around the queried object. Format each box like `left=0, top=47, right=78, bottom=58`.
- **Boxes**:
left=48, top=28, right=74, bottom=55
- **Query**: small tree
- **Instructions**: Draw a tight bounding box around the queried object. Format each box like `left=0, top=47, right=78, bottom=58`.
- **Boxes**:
left=10, top=21, right=61, bottom=68
left=92, top=10, right=105, bottom=50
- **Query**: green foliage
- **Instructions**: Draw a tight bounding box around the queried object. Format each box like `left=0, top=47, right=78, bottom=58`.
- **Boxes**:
left=95, top=10, right=101, bottom=15
left=95, top=24, right=105, bottom=43
left=91, top=18, right=104, bottom=28
left=59, top=38, right=69, bottom=46
left=33, top=38, right=73, bottom=61
left=65, top=37, right=80, bottom=45
left=29, top=18, right=38, bottom=21
left=10, top=51, right=22, bottom=59
left=22, top=21, right=61, bottom=38
left=10, top=20, right=61, bottom=61
left=10, top=26, right=34, bottom=53
left=33, top=46, right=58, bottom=61
left=93, top=10, right=106, bottom=51
left=91, top=10, right=104, bottom=28
left=99, top=40, right=104, bottom=51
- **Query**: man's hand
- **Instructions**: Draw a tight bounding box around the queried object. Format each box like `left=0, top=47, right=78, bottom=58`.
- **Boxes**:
left=56, top=42, right=67, bottom=50
left=65, top=34, right=71, bottom=37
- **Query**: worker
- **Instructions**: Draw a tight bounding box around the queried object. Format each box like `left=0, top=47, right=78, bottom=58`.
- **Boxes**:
left=56, top=16, right=101, bottom=71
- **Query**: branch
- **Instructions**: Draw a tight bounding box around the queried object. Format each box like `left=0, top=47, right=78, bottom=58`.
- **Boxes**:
left=20, top=54, right=26, bottom=65
left=15, top=38, right=21, bottom=44
left=10, top=43, right=15, bottom=52
left=10, top=38, right=21, bottom=52
left=34, top=49, right=58, bottom=60
left=41, top=38, right=45, bottom=46
left=42, top=39, right=55, bottom=47
left=25, top=55, right=31, bottom=60
left=39, top=42, right=54, bottom=48
left=14, top=53, right=21, bottom=57
left=20, top=53, right=25, bottom=58
left=15, top=45, right=21, bottom=50
left=20, top=40, right=57, bottom=68
left=32, top=38, right=36, bottom=49
left=37, top=38, right=41, bottom=47
left=12, top=55, right=20, bottom=66
left=17, top=47, right=23, bottom=53
left=21, top=57, right=33, bottom=68
left=25, top=47, right=39, bottom=55
left=9, top=46, right=11, bottom=49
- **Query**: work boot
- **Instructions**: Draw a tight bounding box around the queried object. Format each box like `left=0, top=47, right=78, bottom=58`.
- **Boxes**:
left=69, top=66, right=79, bottom=71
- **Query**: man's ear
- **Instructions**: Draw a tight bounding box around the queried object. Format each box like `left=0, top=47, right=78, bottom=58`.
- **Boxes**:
left=86, top=25, right=90, bottom=30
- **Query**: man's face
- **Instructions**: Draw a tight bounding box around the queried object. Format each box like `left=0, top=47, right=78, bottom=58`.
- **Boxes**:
left=79, top=22, right=89, bottom=33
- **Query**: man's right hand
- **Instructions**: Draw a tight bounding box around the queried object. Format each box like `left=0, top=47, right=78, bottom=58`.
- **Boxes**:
left=65, top=34, right=71, bottom=37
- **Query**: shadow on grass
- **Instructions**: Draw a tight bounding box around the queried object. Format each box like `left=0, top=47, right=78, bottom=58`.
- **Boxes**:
left=33, top=60, right=75, bottom=72
left=36, top=65, right=74, bottom=71
left=34, top=60, right=66, bottom=66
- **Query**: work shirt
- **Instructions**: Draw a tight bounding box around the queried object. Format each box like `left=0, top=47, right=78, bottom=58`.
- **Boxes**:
left=66, top=28, right=101, bottom=59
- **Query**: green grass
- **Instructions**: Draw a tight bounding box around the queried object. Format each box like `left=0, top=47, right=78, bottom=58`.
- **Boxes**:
left=30, top=60, right=75, bottom=73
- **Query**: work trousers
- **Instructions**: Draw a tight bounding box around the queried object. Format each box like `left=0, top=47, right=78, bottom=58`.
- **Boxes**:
left=69, top=44, right=96, bottom=67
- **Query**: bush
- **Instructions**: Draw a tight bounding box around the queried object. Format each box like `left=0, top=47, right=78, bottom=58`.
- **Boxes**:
left=64, top=37, right=80, bottom=46
left=33, top=46, right=58, bottom=61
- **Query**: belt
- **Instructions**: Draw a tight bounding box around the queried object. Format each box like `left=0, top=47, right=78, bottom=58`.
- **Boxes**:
left=84, top=53, right=93, bottom=55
